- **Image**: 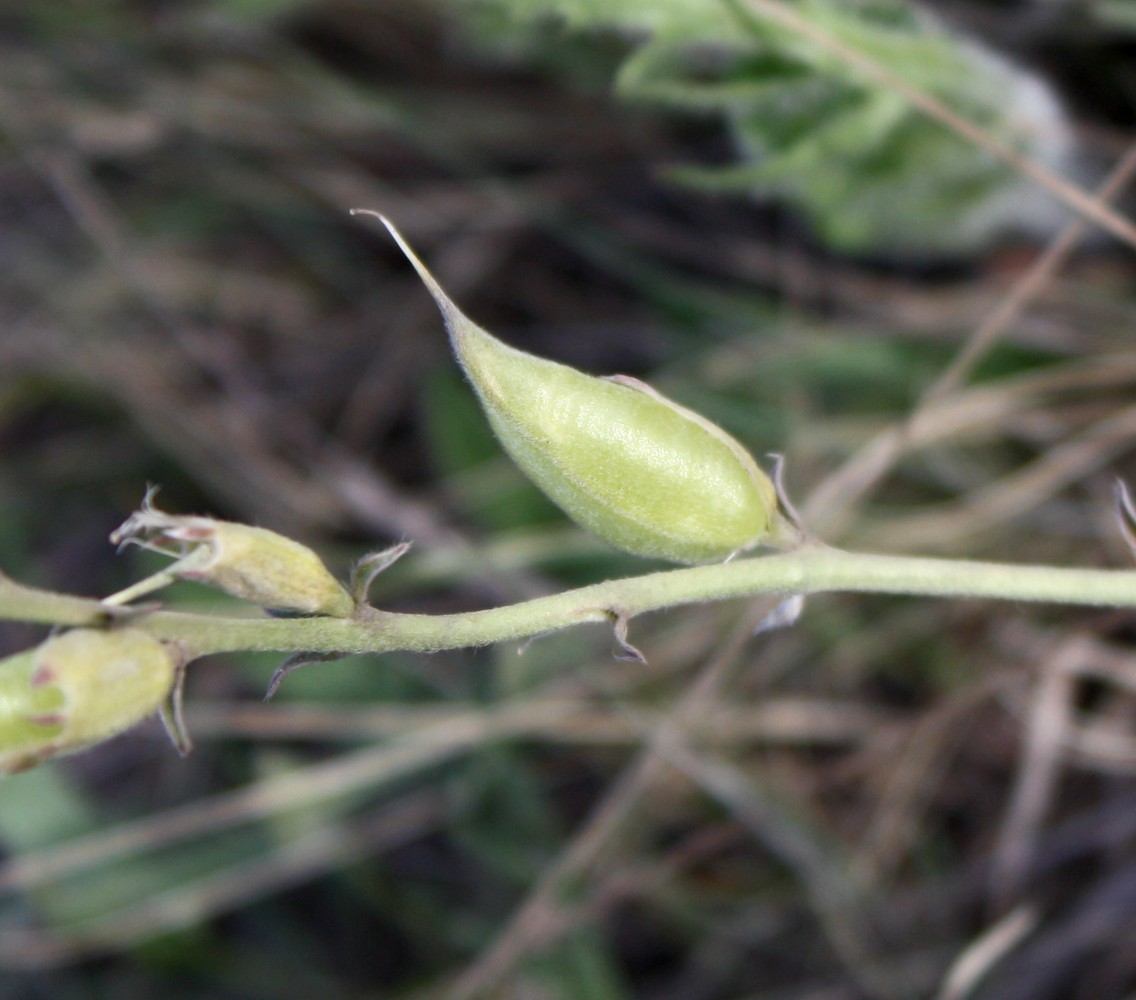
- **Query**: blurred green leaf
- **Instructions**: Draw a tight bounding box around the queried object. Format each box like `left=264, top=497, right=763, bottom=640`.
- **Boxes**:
left=1096, top=1, right=1136, bottom=31
left=459, top=0, right=1076, bottom=253
left=0, top=767, right=95, bottom=850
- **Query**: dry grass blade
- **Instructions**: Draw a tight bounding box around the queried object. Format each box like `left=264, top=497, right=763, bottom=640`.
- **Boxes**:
left=443, top=601, right=780, bottom=1000
left=990, top=637, right=1087, bottom=906
left=806, top=139, right=1136, bottom=535
left=187, top=696, right=889, bottom=746
left=921, top=142, right=1136, bottom=410
left=861, top=400, right=1136, bottom=550
left=1114, top=478, right=1136, bottom=560
left=656, top=739, right=891, bottom=998
left=936, top=905, right=1039, bottom=1000
left=855, top=675, right=1015, bottom=881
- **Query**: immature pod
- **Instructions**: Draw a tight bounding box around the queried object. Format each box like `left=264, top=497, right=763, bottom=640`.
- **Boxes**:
left=0, top=628, right=177, bottom=775
left=110, top=497, right=355, bottom=617
left=366, top=212, right=796, bottom=563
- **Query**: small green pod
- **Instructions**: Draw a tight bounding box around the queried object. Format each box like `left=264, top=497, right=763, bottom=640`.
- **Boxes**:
left=111, top=497, right=355, bottom=617
left=369, top=213, right=794, bottom=563
left=0, top=629, right=177, bottom=775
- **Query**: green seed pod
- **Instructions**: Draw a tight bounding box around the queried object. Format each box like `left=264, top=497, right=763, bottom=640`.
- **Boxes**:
left=110, top=497, right=354, bottom=617
left=367, top=212, right=795, bottom=563
left=0, top=629, right=177, bottom=775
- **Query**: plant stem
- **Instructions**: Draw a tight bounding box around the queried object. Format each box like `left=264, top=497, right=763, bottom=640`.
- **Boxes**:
left=3, top=545, right=1135, bottom=660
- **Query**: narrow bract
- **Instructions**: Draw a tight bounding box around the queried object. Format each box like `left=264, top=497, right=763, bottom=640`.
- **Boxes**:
left=362, top=211, right=793, bottom=563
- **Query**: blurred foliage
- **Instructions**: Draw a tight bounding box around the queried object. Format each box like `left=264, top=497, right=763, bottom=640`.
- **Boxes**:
left=459, top=0, right=1078, bottom=253
left=2, top=0, right=1136, bottom=998
left=1097, top=1, right=1136, bottom=32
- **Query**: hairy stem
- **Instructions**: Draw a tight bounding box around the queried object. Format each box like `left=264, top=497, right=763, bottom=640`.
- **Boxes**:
left=2, top=545, right=1134, bottom=660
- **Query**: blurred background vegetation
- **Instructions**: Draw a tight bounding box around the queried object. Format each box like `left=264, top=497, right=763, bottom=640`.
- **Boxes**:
left=2, top=0, right=1136, bottom=997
